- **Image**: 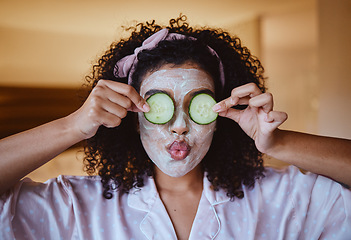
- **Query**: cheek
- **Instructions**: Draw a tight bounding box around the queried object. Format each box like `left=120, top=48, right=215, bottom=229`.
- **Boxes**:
left=138, top=113, right=167, bottom=148
left=190, top=122, right=216, bottom=145
left=189, top=122, right=216, bottom=159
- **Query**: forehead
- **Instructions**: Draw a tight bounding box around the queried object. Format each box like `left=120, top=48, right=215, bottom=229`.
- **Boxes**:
left=140, top=68, right=215, bottom=96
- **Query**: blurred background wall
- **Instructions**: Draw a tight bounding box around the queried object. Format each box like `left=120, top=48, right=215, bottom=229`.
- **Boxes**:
left=0, top=0, right=350, bottom=181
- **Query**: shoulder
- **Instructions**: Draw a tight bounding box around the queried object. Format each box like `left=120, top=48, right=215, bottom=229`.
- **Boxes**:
left=23, top=175, right=103, bottom=192
left=1, top=175, right=107, bottom=204
left=258, top=165, right=318, bottom=189
left=254, top=165, right=347, bottom=196
left=260, top=165, right=348, bottom=192
left=251, top=166, right=351, bottom=216
left=56, top=175, right=103, bottom=190
left=242, top=165, right=346, bottom=210
left=47, top=175, right=108, bottom=200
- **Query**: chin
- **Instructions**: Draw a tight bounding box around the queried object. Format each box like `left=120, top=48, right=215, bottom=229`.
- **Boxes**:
left=165, top=171, right=188, bottom=178
left=161, top=165, right=197, bottom=178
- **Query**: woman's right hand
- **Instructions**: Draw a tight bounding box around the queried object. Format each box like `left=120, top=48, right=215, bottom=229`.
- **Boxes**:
left=0, top=79, right=150, bottom=194
left=68, top=80, right=150, bottom=140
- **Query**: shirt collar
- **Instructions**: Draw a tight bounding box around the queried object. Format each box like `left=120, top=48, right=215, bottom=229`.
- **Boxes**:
left=127, top=173, right=230, bottom=211
left=127, top=175, right=159, bottom=212
left=203, top=173, right=231, bottom=205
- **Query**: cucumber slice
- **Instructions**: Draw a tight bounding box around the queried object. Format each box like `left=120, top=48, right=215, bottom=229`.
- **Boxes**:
left=189, top=93, right=218, bottom=125
left=144, top=93, right=174, bottom=124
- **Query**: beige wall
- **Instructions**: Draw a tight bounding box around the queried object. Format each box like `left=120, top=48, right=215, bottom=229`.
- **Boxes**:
left=0, top=26, right=114, bottom=88
left=318, top=0, right=351, bottom=139
left=26, top=148, right=86, bottom=182
left=0, top=0, right=313, bottom=88
left=260, top=0, right=351, bottom=167
left=225, top=17, right=261, bottom=58
left=261, top=0, right=351, bottom=139
left=261, top=8, right=319, bottom=134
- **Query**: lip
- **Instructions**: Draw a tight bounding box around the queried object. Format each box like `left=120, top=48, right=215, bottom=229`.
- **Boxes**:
left=166, top=140, right=191, bottom=160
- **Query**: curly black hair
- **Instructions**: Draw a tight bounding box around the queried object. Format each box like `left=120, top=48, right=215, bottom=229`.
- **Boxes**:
left=84, top=15, right=266, bottom=200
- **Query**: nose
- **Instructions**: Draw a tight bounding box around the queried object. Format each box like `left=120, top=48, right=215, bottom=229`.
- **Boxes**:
left=170, top=111, right=189, bottom=136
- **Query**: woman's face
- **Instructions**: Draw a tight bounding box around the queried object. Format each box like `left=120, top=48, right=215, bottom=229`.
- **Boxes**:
left=138, top=63, right=216, bottom=177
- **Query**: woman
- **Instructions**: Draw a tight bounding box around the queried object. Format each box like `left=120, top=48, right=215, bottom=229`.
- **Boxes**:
left=1, top=16, right=350, bottom=239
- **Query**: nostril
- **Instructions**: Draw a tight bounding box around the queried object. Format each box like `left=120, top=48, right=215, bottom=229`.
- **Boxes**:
left=171, top=129, right=188, bottom=135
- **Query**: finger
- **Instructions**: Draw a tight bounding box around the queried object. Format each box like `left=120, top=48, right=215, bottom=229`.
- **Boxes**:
left=106, top=91, right=136, bottom=111
left=93, top=84, right=133, bottom=110
left=213, top=96, right=250, bottom=112
left=231, top=83, right=262, bottom=99
left=265, top=111, right=288, bottom=124
left=218, top=108, right=242, bottom=122
left=99, top=80, right=150, bottom=112
left=236, top=96, right=250, bottom=105
left=213, top=96, right=239, bottom=112
left=88, top=93, right=129, bottom=120
left=98, top=112, right=122, bottom=128
left=127, top=105, right=145, bottom=112
left=87, top=106, right=123, bottom=128
left=213, top=83, right=261, bottom=112
left=215, top=96, right=250, bottom=110
left=98, top=87, right=143, bottom=113
left=249, top=93, right=274, bottom=113
left=99, top=98, right=129, bottom=119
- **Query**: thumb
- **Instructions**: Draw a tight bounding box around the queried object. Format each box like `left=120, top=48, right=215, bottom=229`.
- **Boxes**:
left=265, top=111, right=288, bottom=129
left=218, top=108, right=242, bottom=122
left=128, top=102, right=150, bottom=113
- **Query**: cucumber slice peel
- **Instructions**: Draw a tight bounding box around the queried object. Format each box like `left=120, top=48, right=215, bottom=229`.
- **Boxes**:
left=189, top=93, right=218, bottom=125
left=144, top=93, right=174, bottom=124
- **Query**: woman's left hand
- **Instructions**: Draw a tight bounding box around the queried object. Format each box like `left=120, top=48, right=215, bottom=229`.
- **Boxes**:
left=212, top=83, right=288, bottom=154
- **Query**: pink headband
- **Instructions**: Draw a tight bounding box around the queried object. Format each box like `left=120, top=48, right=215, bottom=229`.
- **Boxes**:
left=113, top=29, right=225, bottom=87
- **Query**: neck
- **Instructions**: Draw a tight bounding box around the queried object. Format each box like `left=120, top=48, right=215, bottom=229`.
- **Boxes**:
left=154, top=164, right=204, bottom=194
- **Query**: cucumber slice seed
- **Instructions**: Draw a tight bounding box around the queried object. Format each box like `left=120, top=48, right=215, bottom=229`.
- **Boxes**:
left=144, top=93, right=175, bottom=124
left=189, top=93, right=218, bottom=125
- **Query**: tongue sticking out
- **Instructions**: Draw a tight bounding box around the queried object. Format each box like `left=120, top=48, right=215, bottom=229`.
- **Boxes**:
left=168, top=141, right=190, bottom=160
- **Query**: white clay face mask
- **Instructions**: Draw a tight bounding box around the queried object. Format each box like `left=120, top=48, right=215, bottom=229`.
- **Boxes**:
left=138, top=66, right=216, bottom=177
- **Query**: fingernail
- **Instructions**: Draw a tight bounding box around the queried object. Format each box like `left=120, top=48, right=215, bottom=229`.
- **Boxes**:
left=264, top=114, right=274, bottom=123
left=143, top=103, right=150, bottom=112
left=212, top=104, right=221, bottom=112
